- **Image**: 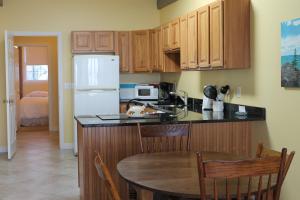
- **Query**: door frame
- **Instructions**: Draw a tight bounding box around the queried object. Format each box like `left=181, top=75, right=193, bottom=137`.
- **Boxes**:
left=5, top=31, right=66, bottom=150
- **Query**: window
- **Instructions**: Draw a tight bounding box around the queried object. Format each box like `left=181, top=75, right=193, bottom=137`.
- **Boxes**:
left=26, top=65, right=48, bottom=81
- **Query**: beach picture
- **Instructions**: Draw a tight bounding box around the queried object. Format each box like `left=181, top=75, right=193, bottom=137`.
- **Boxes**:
left=281, top=18, right=300, bottom=87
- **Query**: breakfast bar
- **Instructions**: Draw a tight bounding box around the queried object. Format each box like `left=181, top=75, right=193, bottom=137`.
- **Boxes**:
left=75, top=105, right=265, bottom=200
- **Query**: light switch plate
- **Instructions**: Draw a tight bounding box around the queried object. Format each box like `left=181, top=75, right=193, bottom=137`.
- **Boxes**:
left=64, top=82, right=74, bottom=90
left=236, top=87, right=242, bottom=98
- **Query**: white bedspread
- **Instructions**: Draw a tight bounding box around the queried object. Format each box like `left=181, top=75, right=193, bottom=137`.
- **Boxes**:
left=20, top=97, right=49, bottom=119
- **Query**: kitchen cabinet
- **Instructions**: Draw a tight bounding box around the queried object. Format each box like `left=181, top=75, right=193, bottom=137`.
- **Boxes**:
left=72, top=31, right=94, bottom=53
left=149, top=29, right=158, bottom=72
left=115, top=32, right=131, bottom=72
left=210, top=1, right=224, bottom=68
left=197, top=5, right=210, bottom=68
left=150, top=27, right=164, bottom=72
left=72, top=31, right=115, bottom=53
left=180, top=11, right=198, bottom=70
left=131, top=30, right=150, bottom=72
left=94, top=31, right=115, bottom=52
left=162, top=19, right=180, bottom=52
left=120, top=103, right=127, bottom=113
left=162, top=23, right=170, bottom=51
left=170, top=18, right=180, bottom=50
left=180, top=15, right=188, bottom=69
left=187, top=11, right=198, bottom=69
left=206, top=0, right=250, bottom=69
left=157, top=28, right=165, bottom=72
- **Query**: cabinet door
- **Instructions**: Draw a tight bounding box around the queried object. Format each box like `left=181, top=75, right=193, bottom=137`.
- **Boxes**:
left=187, top=11, right=198, bottom=69
left=120, top=103, right=128, bottom=113
left=131, top=30, right=150, bottom=72
left=116, top=32, right=130, bottom=72
left=170, top=18, right=180, bottom=50
left=157, top=28, right=164, bottom=72
left=210, top=1, right=224, bottom=67
left=72, top=31, right=94, bottom=53
left=94, top=31, right=115, bottom=52
left=149, top=29, right=158, bottom=72
left=180, top=15, right=188, bottom=69
left=198, top=5, right=210, bottom=68
left=162, top=24, right=170, bottom=51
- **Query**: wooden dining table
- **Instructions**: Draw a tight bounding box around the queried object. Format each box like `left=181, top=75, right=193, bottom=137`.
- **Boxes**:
left=117, top=151, right=277, bottom=200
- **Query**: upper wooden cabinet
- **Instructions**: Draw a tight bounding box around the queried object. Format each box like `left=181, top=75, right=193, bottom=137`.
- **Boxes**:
left=131, top=30, right=150, bottom=72
left=187, top=11, right=198, bottom=69
left=210, top=1, right=224, bottom=68
left=197, top=5, right=210, bottom=68
left=157, top=28, right=165, bottom=72
left=162, top=18, right=180, bottom=52
left=180, top=15, right=188, bottom=69
left=180, top=11, right=198, bottom=70
left=94, top=31, right=115, bottom=52
left=72, top=32, right=94, bottom=53
left=170, top=18, right=180, bottom=50
left=115, top=32, right=131, bottom=72
left=72, top=31, right=115, bottom=53
left=149, top=29, right=158, bottom=72
left=162, top=24, right=170, bottom=51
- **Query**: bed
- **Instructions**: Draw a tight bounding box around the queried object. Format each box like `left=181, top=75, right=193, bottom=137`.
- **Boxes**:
left=20, top=91, right=49, bottom=127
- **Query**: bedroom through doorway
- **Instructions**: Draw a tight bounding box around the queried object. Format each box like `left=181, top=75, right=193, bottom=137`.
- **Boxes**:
left=13, top=36, right=59, bottom=148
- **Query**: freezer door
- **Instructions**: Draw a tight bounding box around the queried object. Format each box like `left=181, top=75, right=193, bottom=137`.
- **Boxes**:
left=74, top=90, right=120, bottom=115
left=74, top=55, right=119, bottom=90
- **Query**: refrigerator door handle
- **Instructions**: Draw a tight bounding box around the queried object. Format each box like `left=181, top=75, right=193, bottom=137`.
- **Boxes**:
left=76, top=88, right=118, bottom=92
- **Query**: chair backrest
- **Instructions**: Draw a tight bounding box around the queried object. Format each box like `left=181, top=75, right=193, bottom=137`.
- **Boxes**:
left=137, top=123, right=191, bottom=153
left=197, top=149, right=287, bottom=200
left=256, top=143, right=295, bottom=179
left=94, top=152, right=121, bottom=200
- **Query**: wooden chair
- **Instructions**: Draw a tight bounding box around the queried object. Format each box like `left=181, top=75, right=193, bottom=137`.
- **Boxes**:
left=197, top=149, right=287, bottom=200
left=137, top=122, right=191, bottom=153
left=256, top=143, right=295, bottom=180
left=94, top=152, right=121, bottom=200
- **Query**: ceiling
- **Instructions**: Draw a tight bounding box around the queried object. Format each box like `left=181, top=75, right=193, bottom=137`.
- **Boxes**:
left=157, top=0, right=177, bottom=9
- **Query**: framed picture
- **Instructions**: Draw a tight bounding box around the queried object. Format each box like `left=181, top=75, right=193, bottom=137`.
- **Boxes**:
left=281, top=18, right=300, bottom=87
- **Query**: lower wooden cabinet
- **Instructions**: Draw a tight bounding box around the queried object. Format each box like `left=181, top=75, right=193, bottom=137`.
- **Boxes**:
left=120, top=103, right=127, bottom=113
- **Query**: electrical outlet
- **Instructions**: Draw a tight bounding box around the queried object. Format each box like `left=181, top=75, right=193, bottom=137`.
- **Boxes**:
left=236, top=87, right=242, bottom=98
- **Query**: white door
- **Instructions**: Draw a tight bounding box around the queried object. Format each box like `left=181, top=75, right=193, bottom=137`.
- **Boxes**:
left=5, top=31, right=17, bottom=160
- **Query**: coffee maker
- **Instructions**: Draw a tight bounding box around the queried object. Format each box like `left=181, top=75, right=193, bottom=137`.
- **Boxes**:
left=158, top=82, right=176, bottom=105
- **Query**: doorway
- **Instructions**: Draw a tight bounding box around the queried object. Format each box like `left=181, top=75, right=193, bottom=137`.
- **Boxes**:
left=4, top=32, right=64, bottom=159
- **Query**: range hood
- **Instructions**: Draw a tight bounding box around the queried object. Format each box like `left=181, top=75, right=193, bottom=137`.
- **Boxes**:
left=157, top=0, right=177, bottom=9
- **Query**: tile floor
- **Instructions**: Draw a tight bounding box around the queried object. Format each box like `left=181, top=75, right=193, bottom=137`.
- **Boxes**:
left=0, top=128, right=80, bottom=200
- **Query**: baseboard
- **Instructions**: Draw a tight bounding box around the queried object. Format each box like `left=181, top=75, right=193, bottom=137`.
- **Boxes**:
left=61, top=143, right=73, bottom=150
left=0, top=146, right=8, bottom=153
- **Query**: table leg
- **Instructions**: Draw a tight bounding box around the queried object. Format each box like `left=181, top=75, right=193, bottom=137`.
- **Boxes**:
left=136, top=187, right=153, bottom=200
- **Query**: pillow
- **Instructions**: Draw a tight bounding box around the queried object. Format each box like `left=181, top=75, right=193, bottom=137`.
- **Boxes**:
left=26, top=91, right=48, bottom=97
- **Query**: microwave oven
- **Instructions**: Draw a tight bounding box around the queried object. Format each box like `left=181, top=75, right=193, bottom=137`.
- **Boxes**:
left=135, top=85, right=158, bottom=100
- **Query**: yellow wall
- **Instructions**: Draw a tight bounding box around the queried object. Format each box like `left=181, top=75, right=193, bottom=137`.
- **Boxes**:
left=160, top=0, right=300, bottom=198
left=0, top=0, right=160, bottom=146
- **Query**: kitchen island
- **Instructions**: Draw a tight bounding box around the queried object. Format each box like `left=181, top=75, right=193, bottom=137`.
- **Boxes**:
left=76, top=108, right=265, bottom=200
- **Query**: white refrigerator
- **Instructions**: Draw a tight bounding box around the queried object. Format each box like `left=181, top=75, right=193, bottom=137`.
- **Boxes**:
left=73, top=55, right=120, bottom=155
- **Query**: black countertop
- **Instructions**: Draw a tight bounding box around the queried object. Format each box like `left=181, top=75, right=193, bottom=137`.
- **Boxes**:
left=75, top=108, right=265, bottom=128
